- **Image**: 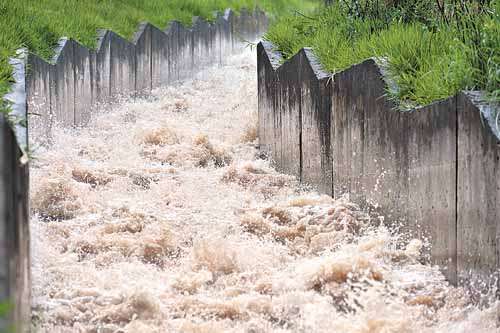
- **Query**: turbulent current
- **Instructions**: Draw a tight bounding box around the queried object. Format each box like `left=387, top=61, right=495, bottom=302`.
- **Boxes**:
left=30, top=52, right=498, bottom=332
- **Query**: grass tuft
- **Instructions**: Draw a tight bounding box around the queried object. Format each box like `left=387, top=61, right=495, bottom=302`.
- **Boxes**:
left=265, top=2, right=499, bottom=109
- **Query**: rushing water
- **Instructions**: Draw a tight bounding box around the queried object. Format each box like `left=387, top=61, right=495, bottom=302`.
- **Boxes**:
left=30, top=52, right=498, bottom=332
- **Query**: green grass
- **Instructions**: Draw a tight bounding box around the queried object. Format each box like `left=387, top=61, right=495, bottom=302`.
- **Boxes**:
left=265, top=3, right=499, bottom=109
left=0, top=301, right=13, bottom=333
left=0, top=0, right=319, bottom=114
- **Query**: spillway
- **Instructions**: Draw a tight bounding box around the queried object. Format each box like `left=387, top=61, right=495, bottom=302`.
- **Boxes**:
left=30, top=51, right=498, bottom=332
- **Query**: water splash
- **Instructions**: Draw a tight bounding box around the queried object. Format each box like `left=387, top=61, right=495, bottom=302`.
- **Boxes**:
left=30, top=52, right=499, bottom=332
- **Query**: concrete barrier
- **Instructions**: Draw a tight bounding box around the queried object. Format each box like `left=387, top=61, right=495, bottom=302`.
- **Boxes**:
left=0, top=8, right=268, bottom=331
left=26, top=8, right=268, bottom=146
left=457, top=92, right=500, bottom=286
left=301, top=48, right=333, bottom=196
left=258, top=41, right=500, bottom=286
left=1, top=56, right=30, bottom=332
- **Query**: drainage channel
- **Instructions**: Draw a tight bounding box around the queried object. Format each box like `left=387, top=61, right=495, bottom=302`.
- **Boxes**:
left=29, top=51, right=498, bottom=333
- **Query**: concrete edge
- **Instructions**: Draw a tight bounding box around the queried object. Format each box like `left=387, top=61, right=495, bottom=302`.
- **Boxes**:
left=462, top=91, right=500, bottom=142
left=302, top=48, right=330, bottom=81
left=259, top=40, right=283, bottom=70
left=2, top=50, right=28, bottom=159
left=257, top=41, right=500, bottom=143
left=2, top=7, right=268, bottom=154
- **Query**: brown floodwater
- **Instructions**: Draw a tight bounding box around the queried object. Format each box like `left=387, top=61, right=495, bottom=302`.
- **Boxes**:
left=30, top=52, right=499, bottom=332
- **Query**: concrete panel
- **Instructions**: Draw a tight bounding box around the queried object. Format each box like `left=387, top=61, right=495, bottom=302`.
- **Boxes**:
left=164, top=21, right=197, bottom=83
left=331, top=61, right=457, bottom=281
left=0, top=115, right=30, bottom=332
left=73, top=41, right=94, bottom=126
left=214, top=15, right=223, bottom=65
left=109, top=32, right=136, bottom=99
left=208, top=22, right=218, bottom=65
left=94, top=30, right=112, bottom=106
left=1, top=55, right=30, bottom=332
left=257, top=42, right=282, bottom=156
left=275, top=52, right=302, bottom=178
left=134, top=23, right=152, bottom=95
left=225, top=9, right=237, bottom=53
left=258, top=43, right=460, bottom=283
left=193, top=17, right=216, bottom=70
left=179, top=25, right=194, bottom=81
left=406, top=97, right=457, bottom=284
left=300, top=49, right=332, bottom=195
left=151, top=25, right=169, bottom=88
left=0, top=115, right=14, bottom=328
left=192, top=18, right=206, bottom=71
left=50, top=38, right=75, bottom=127
left=332, top=60, right=406, bottom=215
left=223, top=14, right=233, bottom=57
left=213, top=14, right=224, bottom=65
left=26, top=54, right=52, bottom=143
left=164, top=21, right=182, bottom=83
left=457, top=92, right=500, bottom=283
left=216, top=13, right=231, bottom=64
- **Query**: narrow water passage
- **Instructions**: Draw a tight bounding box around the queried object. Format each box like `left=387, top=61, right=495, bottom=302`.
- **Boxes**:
left=30, top=52, right=498, bottom=332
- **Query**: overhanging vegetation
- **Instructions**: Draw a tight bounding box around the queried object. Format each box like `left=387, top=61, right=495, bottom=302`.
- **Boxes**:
left=265, top=0, right=499, bottom=109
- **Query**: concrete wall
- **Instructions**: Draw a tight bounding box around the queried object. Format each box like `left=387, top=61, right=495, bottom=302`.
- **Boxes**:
left=27, top=8, right=268, bottom=146
left=0, top=115, right=30, bottom=332
left=0, top=9, right=268, bottom=331
left=1, top=56, right=30, bottom=331
left=257, top=43, right=333, bottom=189
left=457, top=92, right=500, bottom=286
left=258, top=41, right=500, bottom=286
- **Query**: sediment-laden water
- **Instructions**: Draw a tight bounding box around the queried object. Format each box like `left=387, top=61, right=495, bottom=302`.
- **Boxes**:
left=30, top=52, right=498, bottom=332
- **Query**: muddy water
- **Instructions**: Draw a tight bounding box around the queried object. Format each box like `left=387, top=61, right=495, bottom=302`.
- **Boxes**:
left=30, top=52, right=498, bottom=332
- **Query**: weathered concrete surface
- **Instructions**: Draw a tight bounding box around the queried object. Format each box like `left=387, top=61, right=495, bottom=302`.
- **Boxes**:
left=94, top=30, right=112, bottom=107
left=134, top=23, right=152, bottom=95
left=257, top=42, right=282, bottom=160
left=151, top=25, right=169, bottom=88
left=216, top=13, right=231, bottom=65
left=73, top=41, right=94, bottom=126
left=0, top=117, right=30, bottom=332
left=26, top=54, right=52, bottom=143
left=192, top=18, right=211, bottom=70
left=275, top=51, right=302, bottom=179
left=257, top=41, right=499, bottom=286
left=109, top=32, right=136, bottom=99
left=457, top=92, right=500, bottom=284
left=406, top=97, right=457, bottom=284
left=51, top=39, right=75, bottom=127
left=331, top=61, right=457, bottom=283
left=1, top=56, right=30, bottom=331
left=226, top=9, right=237, bottom=53
left=332, top=59, right=408, bottom=223
left=164, top=21, right=184, bottom=83
left=257, top=42, right=332, bottom=194
left=300, top=49, right=332, bottom=195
